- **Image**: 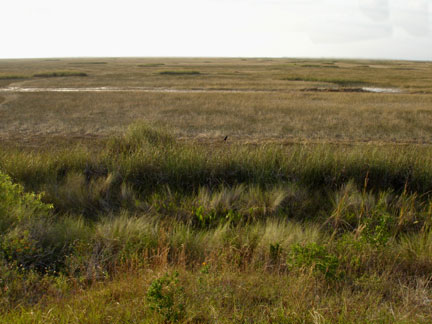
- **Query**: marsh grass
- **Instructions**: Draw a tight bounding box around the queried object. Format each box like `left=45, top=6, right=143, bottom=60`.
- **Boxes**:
left=1, top=58, right=431, bottom=146
left=2, top=58, right=432, bottom=322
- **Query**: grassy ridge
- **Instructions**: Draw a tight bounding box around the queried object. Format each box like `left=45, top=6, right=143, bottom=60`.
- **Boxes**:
left=3, top=124, right=432, bottom=196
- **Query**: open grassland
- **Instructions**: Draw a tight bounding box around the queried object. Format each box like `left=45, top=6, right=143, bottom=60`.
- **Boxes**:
left=1, top=58, right=432, bottom=323
left=1, top=57, right=432, bottom=147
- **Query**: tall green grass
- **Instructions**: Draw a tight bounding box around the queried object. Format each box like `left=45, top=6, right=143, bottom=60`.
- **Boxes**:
left=2, top=124, right=432, bottom=321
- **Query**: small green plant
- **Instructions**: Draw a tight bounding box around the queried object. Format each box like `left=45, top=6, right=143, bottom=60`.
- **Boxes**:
left=195, top=206, right=242, bottom=228
left=200, top=262, right=210, bottom=274
left=225, top=209, right=242, bottom=224
left=288, top=243, right=340, bottom=280
left=361, top=210, right=393, bottom=246
left=194, top=206, right=216, bottom=228
left=146, top=271, right=185, bottom=323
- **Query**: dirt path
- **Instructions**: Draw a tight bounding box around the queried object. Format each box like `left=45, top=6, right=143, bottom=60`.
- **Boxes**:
left=0, top=86, right=281, bottom=94
left=0, top=86, right=404, bottom=94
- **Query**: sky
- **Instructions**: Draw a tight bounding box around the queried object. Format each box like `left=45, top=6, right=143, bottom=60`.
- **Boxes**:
left=1, top=0, right=431, bottom=60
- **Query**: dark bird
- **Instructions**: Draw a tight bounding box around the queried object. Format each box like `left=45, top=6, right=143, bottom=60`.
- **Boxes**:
left=224, top=136, right=228, bottom=142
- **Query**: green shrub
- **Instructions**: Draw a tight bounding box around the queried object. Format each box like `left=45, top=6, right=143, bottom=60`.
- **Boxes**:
left=0, top=171, right=53, bottom=232
left=288, top=243, right=340, bottom=280
left=146, top=271, right=186, bottom=323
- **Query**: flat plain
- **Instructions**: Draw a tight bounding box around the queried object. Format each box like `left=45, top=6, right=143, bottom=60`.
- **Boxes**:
left=1, top=57, right=431, bottom=147
left=1, top=58, right=432, bottom=323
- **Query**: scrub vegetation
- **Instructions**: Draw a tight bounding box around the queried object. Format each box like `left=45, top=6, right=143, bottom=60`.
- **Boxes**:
left=1, top=58, right=432, bottom=323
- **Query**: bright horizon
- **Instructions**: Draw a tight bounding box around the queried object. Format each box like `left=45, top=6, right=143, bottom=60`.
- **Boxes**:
left=2, top=0, right=431, bottom=61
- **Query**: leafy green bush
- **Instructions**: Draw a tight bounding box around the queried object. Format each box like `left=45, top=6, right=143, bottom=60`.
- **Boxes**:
left=0, top=171, right=87, bottom=271
left=288, top=243, right=341, bottom=280
left=146, top=271, right=186, bottom=323
left=0, top=171, right=53, bottom=233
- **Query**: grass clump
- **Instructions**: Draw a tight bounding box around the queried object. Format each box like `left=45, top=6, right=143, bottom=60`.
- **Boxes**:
left=33, top=71, right=88, bottom=78
left=107, top=122, right=175, bottom=154
left=282, top=76, right=368, bottom=86
left=68, top=62, right=107, bottom=65
left=0, top=74, right=29, bottom=80
left=159, top=71, right=201, bottom=75
left=138, top=63, right=165, bottom=67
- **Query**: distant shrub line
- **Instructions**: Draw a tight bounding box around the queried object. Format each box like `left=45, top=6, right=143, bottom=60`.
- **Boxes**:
left=33, top=71, right=88, bottom=78
left=0, top=75, right=30, bottom=80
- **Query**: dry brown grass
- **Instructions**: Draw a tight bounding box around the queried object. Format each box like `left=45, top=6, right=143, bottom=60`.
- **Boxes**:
left=1, top=90, right=432, bottom=147
left=1, top=57, right=431, bottom=148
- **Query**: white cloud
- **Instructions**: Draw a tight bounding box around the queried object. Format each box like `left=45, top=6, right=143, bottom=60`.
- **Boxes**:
left=359, top=0, right=390, bottom=22
left=0, top=0, right=431, bottom=59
